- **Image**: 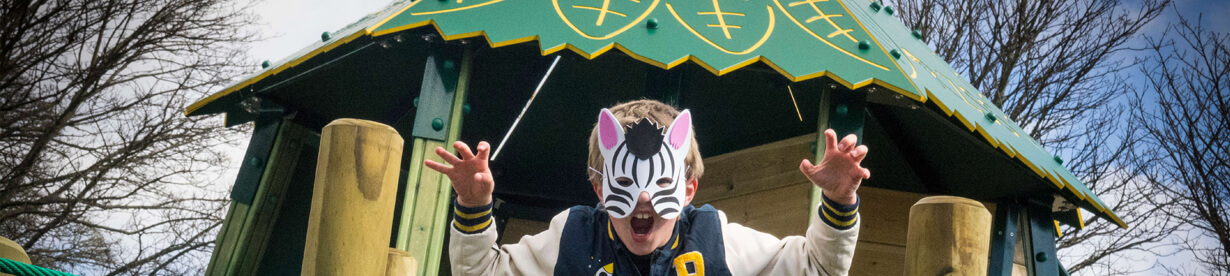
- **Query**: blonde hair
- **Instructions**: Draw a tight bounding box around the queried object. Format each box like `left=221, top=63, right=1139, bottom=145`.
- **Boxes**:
left=587, top=99, right=703, bottom=183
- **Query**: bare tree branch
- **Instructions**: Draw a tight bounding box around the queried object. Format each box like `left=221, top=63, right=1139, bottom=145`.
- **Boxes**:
left=0, top=0, right=256, bottom=274
left=892, top=0, right=1179, bottom=274
left=1132, top=16, right=1230, bottom=275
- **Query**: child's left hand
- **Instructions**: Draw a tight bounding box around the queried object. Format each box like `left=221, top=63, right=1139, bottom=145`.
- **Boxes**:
left=799, top=129, right=869, bottom=205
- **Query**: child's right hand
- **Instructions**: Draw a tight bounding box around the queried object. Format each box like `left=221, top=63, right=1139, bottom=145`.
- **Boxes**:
left=424, top=141, right=494, bottom=208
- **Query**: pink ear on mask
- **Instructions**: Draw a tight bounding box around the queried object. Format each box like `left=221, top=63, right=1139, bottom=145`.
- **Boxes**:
left=668, top=110, right=692, bottom=150
left=598, top=109, right=620, bottom=150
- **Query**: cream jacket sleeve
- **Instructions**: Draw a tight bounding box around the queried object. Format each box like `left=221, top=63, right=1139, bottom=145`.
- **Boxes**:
left=448, top=208, right=569, bottom=276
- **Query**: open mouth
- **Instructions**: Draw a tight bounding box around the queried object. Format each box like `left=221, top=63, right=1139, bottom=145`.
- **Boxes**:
left=630, top=212, right=655, bottom=238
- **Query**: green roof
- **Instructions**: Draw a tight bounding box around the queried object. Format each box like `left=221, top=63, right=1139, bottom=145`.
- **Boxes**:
left=188, top=0, right=1124, bottom=228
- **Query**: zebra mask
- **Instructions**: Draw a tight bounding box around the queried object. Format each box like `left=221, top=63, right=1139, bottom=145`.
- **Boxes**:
left=596, top=108, right=693, bottom=219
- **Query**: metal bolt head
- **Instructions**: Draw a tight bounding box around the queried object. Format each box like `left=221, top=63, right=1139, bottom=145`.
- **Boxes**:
left=884, top=6, right=895, bottom=15
left=462, top=103, right=471, bottom=115
left=890, top=49, right=901, bottom=59
left=858, top=40, right=871, bottom=50
left=1054, top=156, right=1064, bottom=165
left=443, top=60, right=456, bottom=71
left=240, top=97, right=260, bottom=114
left=985, top=112, right=997, bottom=123
left=870, top=2, right=882, bottom=12
left=248, top=157, right=262, bottom=167
left=646, top=18, right=659, bottom=29
left=1035, top=252, right=1048, bottom=262
left=321, top=31, right=331, bottom=42
left=836, top=104, right=849, bottom=116
left=912, top=30, right=924, bottom=39
left=261, top=60, right=271, bottom=69
left=413, top=97, right=419, bottom=107
left=432, top=118, right=444, bottom=131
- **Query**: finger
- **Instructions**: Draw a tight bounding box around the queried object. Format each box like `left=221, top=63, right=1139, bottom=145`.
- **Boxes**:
left=862, top=168, right=871, bottom=179
left=476, top=141, right=491, bottom=162
left=474, top=173, right=484, bottom=183
left=799, top=159, right=815, bottom=173
left=424, top=159, right=452, bottom=173
left=454, top=141, right=475, bottom=160
left=824, top=129, right=838, bottom=152
left=850, top=145, right=869, bottom=163
left=839, top=134, right=857, bottom=152
left=435, top=147, right=462, bottom=164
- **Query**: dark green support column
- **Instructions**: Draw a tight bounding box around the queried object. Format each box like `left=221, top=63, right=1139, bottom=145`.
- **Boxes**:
left=1024, top=198, right=1060, bottom=276
left=231, top=100, right=284, bottom=204
left=809, top=84, right=868, bottom=224
left=411, top=46, right=464, bottom=140
left=988, top=202, right=1020, bottom=276
left=825, top=86, right=868, bottom=144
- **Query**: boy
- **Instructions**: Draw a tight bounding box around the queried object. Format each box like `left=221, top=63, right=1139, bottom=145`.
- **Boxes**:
left=424, top=100, right=869, bottom=275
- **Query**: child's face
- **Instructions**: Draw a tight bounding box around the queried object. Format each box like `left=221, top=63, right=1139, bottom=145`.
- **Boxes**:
left=595, top=179, right=696, bottom=256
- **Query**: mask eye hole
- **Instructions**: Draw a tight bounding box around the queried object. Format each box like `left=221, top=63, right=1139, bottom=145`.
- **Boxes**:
left=615, top=177, right=633, bottom=187
left=656, top=177, right=673, bottom=188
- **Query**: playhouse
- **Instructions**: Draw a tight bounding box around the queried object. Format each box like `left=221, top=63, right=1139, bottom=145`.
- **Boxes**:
left=184, top=0, right=1124, bottom=275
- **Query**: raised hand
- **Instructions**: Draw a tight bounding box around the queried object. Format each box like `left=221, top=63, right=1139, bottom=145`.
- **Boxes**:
left=799, top=129, right=870, bottom=205
left=424, top=141, right=494, bottom=208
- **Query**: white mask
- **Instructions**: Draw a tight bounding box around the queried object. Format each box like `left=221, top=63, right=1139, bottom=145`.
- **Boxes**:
left=595, top=108, right=693, bottom=219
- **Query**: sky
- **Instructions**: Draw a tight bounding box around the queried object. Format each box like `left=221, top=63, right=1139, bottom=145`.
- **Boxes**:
left=235, top=0, right=1229, bottom=275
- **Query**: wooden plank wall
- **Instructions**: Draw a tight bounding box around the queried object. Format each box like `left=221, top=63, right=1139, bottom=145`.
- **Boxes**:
left=499, top=218, right=550, bottom=245
left=497, top=133, right=1023, bottom=275
left=692, top=133, right=925, bottom=275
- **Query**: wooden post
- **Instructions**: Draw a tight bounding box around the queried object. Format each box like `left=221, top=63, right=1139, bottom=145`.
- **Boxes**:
left=301, top=119, right=404, bottom=276
left=905, top=196, right=992, bottom=276
left=0, top=236, right=30, bottom=276
left=385, top=248, right=418, bottom=276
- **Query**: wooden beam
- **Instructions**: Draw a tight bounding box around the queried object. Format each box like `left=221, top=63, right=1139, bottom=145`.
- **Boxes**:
left=989, top=202, right=1021, bottom=276
left=1023, top=198, right=1060, bottom=276
left=208, top=120, right=315, bottom=275
left=395, top=45, right=472, bottom=276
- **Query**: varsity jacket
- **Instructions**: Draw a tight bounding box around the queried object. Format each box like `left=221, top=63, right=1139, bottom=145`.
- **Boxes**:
left=449, top=196, right=860, bottom=276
